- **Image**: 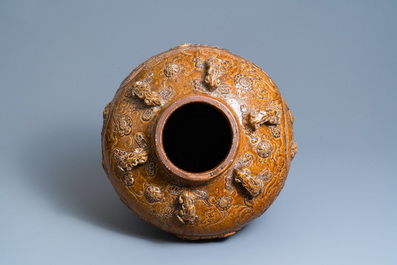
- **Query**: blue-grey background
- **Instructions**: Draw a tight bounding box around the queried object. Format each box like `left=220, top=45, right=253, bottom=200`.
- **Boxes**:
left=1, top=1, right=396, bottom=264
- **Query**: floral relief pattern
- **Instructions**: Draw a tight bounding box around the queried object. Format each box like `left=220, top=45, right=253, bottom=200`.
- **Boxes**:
left=145, top=185, right=164, bottom=203
left=257, top=140, right=272, bottom=159
left=114, top=115, right=133, bottom=136
left=215, top=195, right=232, bottom=211
left=234, top=74, right=252, bottom=90
left=164, top=63, right=180, bottom=77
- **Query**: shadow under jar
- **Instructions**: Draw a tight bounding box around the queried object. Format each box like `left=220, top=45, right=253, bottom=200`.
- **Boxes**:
left=101, top=44, right=297, bottom=240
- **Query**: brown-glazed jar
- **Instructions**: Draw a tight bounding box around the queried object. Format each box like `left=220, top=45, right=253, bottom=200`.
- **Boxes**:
left=101, top=44, right=297, bottom=240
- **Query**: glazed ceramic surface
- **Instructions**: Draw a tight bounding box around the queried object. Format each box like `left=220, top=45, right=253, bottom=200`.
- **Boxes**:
left=101, top=44, right=297, bottom=240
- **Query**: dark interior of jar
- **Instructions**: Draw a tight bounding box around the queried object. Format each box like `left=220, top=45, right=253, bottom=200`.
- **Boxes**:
left=162, top=102, right=232, bottom=173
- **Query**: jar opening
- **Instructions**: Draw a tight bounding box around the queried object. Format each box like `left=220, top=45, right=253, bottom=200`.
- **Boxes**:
left=155, top=95, right=239, bottom=182
left=162, top=102, right=232, bottom=173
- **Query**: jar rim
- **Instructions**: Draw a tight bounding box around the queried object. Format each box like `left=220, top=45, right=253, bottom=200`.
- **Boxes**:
left=154, top=95, right=240, bottom=182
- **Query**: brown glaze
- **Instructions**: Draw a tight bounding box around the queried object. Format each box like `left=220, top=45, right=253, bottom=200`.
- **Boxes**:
left=101, top=44, right=297, bottom=240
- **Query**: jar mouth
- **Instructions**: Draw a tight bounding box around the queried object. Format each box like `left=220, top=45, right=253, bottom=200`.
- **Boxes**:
left=155, top=95, right=239, bottom=182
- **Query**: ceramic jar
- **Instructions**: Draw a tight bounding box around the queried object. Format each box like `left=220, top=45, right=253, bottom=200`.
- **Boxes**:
left=101, top=44, right=297, bottom=240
